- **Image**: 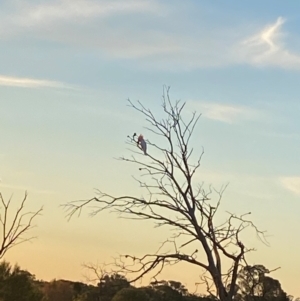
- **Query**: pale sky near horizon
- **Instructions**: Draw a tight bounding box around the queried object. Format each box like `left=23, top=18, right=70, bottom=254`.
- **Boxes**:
left=1, top=0, right=300, bottom=296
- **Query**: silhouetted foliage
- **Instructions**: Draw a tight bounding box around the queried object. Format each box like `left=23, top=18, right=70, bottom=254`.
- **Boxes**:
left=42, top=279, right=74, bottom=301
left=0, top=261, right=43, bottom=301
left=98, top=273, right=131, bottom=301
left=149, top=280, right=187, bottom=301
left=112, top=287, right=149, bottom=301
left=0, top=261, right=294, bottom=301
left=236, top=265, right=289, bottom=301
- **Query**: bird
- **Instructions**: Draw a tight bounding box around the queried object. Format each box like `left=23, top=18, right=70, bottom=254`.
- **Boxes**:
left=137, top=134, right=147, bottom=155
left=131, top=133, right=137, bottom=143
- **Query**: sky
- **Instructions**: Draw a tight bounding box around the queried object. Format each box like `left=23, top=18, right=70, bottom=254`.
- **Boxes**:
left=1, top=0, right=300, bottom=296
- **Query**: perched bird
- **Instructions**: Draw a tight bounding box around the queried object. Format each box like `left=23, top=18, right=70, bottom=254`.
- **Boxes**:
left=137, top=134, right=147, bottom=155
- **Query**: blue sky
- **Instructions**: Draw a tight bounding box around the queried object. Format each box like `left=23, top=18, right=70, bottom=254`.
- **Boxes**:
left=1, top=0, right=300, bottom=296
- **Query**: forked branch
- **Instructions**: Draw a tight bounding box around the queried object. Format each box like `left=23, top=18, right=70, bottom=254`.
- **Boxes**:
left=0, top=191, right=43, bottom=259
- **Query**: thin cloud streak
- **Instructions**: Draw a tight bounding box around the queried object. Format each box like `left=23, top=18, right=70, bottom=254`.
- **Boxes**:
left=280, top=176, right=300, bottom=196
left=0, top=75, right=76, bottom=89
left=2, top=0, right=162, bottom=29
left=0, top=182, right=56, bottom=195
left=25, top=0, right=154, bottom=23
left=187, top=101, right=261, bottom=124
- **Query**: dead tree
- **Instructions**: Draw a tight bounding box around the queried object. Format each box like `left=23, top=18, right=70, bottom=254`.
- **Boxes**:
left=64, top=87, right=268, bottom=301
left=0, top=191, right=43, bottom=259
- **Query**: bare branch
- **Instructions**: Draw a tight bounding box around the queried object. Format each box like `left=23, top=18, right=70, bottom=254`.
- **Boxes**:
left=0, top=191, right=43, bottom=259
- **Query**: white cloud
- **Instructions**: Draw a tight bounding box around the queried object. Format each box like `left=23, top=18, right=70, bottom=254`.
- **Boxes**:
left=2, top=0, right=161, bottom=30
left=280, top=177, right=300, bottom=196
left=187, top=101, right=261, bottom=124
left=0, top=0, right=234, bottom=67
left=2, top=1, right=300, bottom=72
left=201, top=103, right=247, bottom=123
left=0, top=0, right=174, bottom=61
left=25, top=0, right=153, bottom=23
left=238, top=17, right=300, bottom=69
left=0, top=75, right=74, bottom=89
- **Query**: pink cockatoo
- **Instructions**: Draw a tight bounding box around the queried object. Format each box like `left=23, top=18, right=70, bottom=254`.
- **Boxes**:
left=137, top=134, right=147, bottom=155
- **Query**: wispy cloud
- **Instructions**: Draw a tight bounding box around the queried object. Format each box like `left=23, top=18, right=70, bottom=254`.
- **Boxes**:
left=2, top=1, right=300, bottom=71
left=187, top=101, right=261, bottom=124
left=20, top=0, right=158, bottom=24
left=1, top=0, right=161, bottom=31
left=239, top=17, right=300, bottom=69
left=0, top=182, right=56, bottom=195
left=0, top=75, right=74, bottom=89
left=0, top=0, right=173, bottom=60
left=280, top=177, right=300, bottom=196
left=0, top=0, right=235, bottom=68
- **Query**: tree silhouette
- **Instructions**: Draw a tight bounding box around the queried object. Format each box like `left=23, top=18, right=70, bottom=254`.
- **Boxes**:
left=0, top=261, right=43, bottom=301
left=112, top=287, right=149, bottom=301
left=42, top=280, right=74, bottom=301
left=237, top=265, right=288, bottom=301
left=97, top=273, right=131, bottom=301
left=64, top=87, right=268, bottom=301
left=0, top=191, right=43, bottom=259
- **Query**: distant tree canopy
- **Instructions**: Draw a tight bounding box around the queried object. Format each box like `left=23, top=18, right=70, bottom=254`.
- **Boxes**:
left=0, top=260, right=294, bottom=301
left=149, top=280, right=189, bottom=301
left=112, top=287, right=150, bottom=301
left=0, top=261, right=43, bottom=301
left=236, top=265, right=289, bottom=301
left=42, top=279, right=74, bottom=301
left=98, top=273, right=131, bottom=301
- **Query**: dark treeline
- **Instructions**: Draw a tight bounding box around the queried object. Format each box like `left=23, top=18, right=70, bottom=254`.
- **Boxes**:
left=0, top=261, right=297, bottom=301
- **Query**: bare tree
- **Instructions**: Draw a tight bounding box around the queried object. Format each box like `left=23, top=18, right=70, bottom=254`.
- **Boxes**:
left=64, top=87, right=268, bottom=301
left=0, top=191, right=43, bottom=259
